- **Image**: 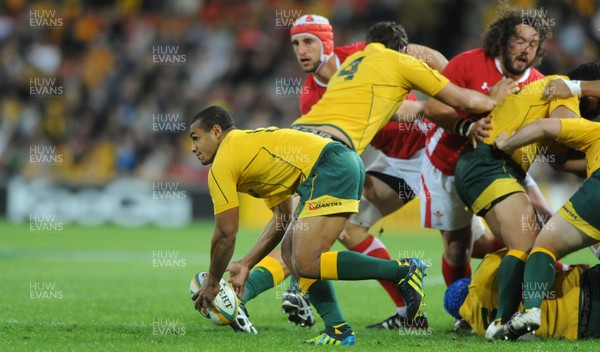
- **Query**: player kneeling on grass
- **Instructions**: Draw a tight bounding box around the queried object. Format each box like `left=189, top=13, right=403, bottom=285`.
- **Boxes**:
left=189, top=106, right=426, bottom=346
left=444, top=249, right=600, bottom=340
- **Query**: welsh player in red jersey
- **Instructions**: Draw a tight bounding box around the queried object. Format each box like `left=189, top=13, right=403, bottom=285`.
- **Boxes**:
left=231, top=14, right=449, bottom=332
left=422, top=7, right=555, bottom=333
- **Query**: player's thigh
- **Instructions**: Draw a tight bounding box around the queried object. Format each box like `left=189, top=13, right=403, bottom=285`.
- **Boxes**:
left=363, top=150, right=422, bottom=215
left=542, top=175, right=600, bottom=258
left=420, top=156, right=472, bottom=231
left=533, top=214, right=598, bottom=259
left=292, top=143, right=364, bottom=273
left=362, top=173, right=405, bottom=215
left=484, top=192, right=538, bottom=252
left=291, top=214, right=351, bottom=276
left=280, top=226, right=294, bottom=272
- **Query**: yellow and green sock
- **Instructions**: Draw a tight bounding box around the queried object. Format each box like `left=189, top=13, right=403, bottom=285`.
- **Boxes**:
left=242, top=256, right=286, bottom=305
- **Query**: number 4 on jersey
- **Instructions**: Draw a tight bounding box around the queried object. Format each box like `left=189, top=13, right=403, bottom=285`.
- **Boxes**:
left=337, top=56, right=365, bottom=81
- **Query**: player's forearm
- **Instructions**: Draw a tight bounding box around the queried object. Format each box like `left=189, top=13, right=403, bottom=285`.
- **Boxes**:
left=238, top=200, right=292, bottom=269
left=423, top=97, right=460, bottom=130
left=501, top=120, right=549, bottom=151
left=460, top=91, right=497, bottom=114
left=433, top=83, right=496, bottom=115
left=392, top=100, right=425, bottom=123
left=208, top=228, right=236, bottom=282
left=405, top=44, right=448, bottom=72
left=581, top=80, right=600, bottom=98
left=238, top=218, right=285, bottom=269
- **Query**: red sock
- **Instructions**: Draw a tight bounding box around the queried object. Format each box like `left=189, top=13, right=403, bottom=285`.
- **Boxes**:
left=441, top=256, right=472, bottom=287
left=351, top=234, right=406, bottom=307
left=555, top=261, right=571, bottom=271
left=492, top=238, right=505, bottom=252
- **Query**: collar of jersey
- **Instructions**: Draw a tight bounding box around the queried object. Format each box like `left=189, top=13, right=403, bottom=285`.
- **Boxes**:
left=494, top=57, right=531, bottom=83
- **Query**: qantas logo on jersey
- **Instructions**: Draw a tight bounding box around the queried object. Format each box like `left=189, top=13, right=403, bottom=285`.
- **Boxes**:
left=561, top=205, right=578, bottom=220
left=308, top=201, right=342, bottom=210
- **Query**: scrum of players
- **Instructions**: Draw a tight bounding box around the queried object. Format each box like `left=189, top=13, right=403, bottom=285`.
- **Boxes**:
left=190, top=5, right=600, bottom=345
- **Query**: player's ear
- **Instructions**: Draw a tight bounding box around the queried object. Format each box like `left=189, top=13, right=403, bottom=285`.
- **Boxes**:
left=211, top=124, right=224, bottom=139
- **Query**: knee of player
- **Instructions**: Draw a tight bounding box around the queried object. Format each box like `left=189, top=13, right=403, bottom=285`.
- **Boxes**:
left=292, top=255, right=320, bottom=278
left=281, top=248, right=293, bottom=270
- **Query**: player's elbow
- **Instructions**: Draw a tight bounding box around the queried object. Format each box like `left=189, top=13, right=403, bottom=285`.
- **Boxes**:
left=216, top=221, right=238, bottom=239
left=527, top=119, right=555, bottom=140
left=423, top=103, right=436, bottom=118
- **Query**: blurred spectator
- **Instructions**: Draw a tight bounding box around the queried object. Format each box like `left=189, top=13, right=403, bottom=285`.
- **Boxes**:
left=0, top=0, right=598, bottom=187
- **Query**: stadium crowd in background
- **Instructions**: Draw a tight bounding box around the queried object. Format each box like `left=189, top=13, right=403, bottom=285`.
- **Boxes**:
left=0, top=0, right=598, bottom=187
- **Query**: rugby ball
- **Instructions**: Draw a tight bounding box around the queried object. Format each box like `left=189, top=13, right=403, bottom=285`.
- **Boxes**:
left=190, top=272, right=238, bottom=325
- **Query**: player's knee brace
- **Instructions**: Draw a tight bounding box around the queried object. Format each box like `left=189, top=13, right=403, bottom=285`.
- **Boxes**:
left=348, top=196, right=383, bottom=228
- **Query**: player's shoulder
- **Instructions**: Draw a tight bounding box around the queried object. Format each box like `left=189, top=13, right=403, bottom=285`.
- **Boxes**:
left=449, top=48, right=488, bottom=63
left=529, top=68, right=545, bottom=79
left=334, top=41, right=365, bottom=61
left=363, top=42, right=398, bottom=57
left=216, top=129, right=252, bottom=158
left=543, top=74, right=568, bottom=81
left=522, top=74, right=566, bottom=91
left=444, top=48, right=491, bottom=76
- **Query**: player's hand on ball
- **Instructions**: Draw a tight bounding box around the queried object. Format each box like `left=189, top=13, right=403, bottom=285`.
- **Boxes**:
left=192, top=277, right=220, bottom=315
left=226, top=261, right=250, bottom=298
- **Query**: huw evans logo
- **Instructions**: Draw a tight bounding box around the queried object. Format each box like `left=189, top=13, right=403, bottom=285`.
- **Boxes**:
left=30, top=9, right=63, bottom=28
left=308, top=201, right=342, bottom=210
left=30, top=78, right=63, bottom=97
left=152, top=46, right=186, bottom=65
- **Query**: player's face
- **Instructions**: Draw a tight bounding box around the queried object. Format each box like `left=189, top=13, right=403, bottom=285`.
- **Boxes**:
left=189, top=121, right=220, bottom=165
left=292, top=34, right=321, bottom=72
left=502, top=24, right=539, bottom=76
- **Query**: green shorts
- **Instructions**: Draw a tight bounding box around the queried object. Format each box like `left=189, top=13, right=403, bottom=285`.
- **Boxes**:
left=295, top=142, right=365, bottom=219
left=559, top=170, right=600, bottom=240
left=455, top=144, right=526, bottom=216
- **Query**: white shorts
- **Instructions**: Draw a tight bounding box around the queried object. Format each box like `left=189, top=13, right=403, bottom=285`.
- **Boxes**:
left=365, top=148, right=424, bottom=197
left=419, top=155, right=473, bottom=231
left=348, top=148, right=424, bottom=228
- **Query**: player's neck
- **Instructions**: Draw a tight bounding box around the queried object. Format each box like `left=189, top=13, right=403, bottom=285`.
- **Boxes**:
left=313, top=55, right=338, bottom=84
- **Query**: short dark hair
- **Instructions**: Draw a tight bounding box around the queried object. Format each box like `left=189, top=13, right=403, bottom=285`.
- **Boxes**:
left=190, top=105, right=236, bottom=132
left=366, top=21, right=408, bottom=50
left=482, top=7, right=552, bottom=66
left=566, top=61, right=600, bottom=81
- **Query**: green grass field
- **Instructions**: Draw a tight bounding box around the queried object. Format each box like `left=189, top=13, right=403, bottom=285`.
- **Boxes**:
left=1, top=220, right=597, bottom=351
